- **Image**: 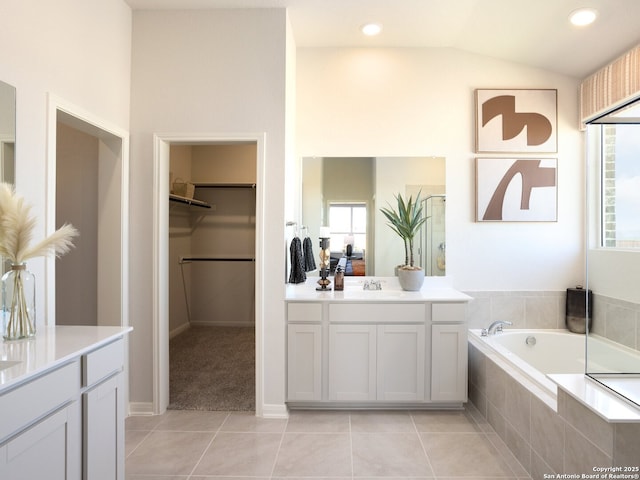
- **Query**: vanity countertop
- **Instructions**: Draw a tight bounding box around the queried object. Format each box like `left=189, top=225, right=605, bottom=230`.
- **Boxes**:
left=285, top=276, right=471, bottom=302
left=0, top=325, right=132, bottom=392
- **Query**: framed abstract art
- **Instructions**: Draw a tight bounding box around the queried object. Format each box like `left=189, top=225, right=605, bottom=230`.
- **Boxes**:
left=476, top=158, right=558, bottom=222
left=475, top=89, right=557, bottom=153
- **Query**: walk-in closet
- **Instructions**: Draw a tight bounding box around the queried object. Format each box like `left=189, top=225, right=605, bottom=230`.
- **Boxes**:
left=168, top=143, right=256, bottom=411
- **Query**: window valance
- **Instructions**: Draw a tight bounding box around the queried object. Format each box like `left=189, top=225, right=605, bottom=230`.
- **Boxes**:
left=580, top=44, right=640, bottom=124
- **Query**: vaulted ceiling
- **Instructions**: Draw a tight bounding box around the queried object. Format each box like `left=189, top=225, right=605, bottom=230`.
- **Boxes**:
left=125, top=0, right=640, bottom=78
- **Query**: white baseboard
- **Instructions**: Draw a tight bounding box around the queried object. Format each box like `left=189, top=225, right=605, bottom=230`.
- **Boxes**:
left=259, top=403, right=289, bottom=419
left=128, top=402, right=155, bottom=416
left=190, top=321, right=255, bottom=327
left=169, top=322, right=190, bottom=339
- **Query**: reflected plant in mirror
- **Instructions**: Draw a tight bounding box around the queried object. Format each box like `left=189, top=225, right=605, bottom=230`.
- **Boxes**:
left=302, top=156, right=445, bottom=277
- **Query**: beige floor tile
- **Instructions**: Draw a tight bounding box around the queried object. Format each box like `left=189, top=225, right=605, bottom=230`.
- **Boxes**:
left=192, top=432, right=282, bottom=476
left=272, top=432, right=352, bottom=477
left=285, top=410, right=351, bottom=432
left=352, top=432, right=434, bottom=477
left=154, top=410, right=229, bottom=431
left=125, top=430, right=214, bottom=476
left=125, top=429, right=150, bottom=457
left=421, top=432, right=516, bottom=477
left=125, top=414, right=165, bottom=431
left=221, top=411, right=287, bottom=432
left=411, top=409, right=482, bottom=432
left=350, top=410, right=415, bottom=432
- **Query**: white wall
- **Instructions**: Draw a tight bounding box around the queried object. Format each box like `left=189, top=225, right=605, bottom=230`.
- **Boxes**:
left=0, top=0, right=131, bottom=327
left=129, top=9, right=289, bottom=412
left=296, top=47, right=585, bottom=291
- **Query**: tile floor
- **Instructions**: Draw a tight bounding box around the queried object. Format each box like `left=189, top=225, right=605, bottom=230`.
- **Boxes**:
left=125, top=406, right=532, bottom=480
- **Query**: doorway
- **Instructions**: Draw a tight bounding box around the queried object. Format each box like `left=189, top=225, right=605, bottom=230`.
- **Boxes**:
left=48, top=96, right=129, bottom=329
left=168, top=143, right=256, bottom=411
left=152, top=134, right=265, bottom=416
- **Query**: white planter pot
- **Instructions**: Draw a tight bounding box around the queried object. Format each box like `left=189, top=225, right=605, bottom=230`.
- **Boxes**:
left=397, top=268, right=425, bottom=291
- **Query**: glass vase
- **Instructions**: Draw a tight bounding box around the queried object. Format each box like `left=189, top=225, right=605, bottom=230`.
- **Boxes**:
left=2, top=263, right=36, bottom=340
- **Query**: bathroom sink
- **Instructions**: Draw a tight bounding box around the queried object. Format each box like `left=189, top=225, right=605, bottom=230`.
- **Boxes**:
left=0, top=360, right=20, bottom=372
left=354, top=289, right=409, bottom=299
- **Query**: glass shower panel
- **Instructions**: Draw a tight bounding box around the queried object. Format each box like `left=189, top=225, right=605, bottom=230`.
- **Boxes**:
left=585, top=100, right=640, bottom=408
left=420, top=195, right=445, bottom=276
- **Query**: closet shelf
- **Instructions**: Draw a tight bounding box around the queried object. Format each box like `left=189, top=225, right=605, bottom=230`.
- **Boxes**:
left=169, top=193, right=212, bottom=209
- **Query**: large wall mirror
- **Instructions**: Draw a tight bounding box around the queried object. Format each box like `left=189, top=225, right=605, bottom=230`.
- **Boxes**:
left=0, top=80, right=16, bottom=185
left=0, top=80, right=16, bottom=275
left=585, top=97, right=640, bottom=408
left=302, top=156, right=445, bottom=277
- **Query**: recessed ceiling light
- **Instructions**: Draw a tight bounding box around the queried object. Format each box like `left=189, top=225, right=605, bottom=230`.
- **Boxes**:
left=569, top=8, right=598, bottom=26
left=361, top=23, right=382, bottom=36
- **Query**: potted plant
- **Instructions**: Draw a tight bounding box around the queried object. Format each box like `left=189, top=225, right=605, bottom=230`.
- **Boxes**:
left=380, top=191, right=427, bottom=291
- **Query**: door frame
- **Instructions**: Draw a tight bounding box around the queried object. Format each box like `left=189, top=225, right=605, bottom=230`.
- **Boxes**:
left=45, top=94, right=130, bottom=327
left=152, top=133, right=265, bottom=415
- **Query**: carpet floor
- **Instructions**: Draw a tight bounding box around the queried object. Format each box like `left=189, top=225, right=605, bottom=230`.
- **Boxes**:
left=168, top=325, right=255, bottom=411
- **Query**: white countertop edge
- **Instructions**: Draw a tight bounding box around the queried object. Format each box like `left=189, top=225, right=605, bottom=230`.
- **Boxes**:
left=286, top=276, right=471, bottom=302
left=548, top=373, right=640, bottom=423
left=1, top=325, right=133, bottom=392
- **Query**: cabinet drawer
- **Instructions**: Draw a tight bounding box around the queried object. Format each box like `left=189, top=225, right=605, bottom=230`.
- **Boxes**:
left=287, top=302, right=322, bottom=323
left=0, top=361, right=80, bottom=442
left=330, top=303, right=425, bottom=323
left=431, top=302, right=467, bottom=323
left=83, top=338, right=124, bottom=387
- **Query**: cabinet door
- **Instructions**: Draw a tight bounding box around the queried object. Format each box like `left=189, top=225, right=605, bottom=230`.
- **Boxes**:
left=287, top=324, right=322, bottom=401
left=377, top=324, right=425, bottom=401
left=431, top=324, right=467, bottom=402
left=0, top=402, right=81, bottom=480
left=83, top=373, right=124, bottom=480
left=329, top=324, right=376, bottom=401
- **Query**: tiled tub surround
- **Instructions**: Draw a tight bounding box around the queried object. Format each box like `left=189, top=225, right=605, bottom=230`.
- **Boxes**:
left=468, top=336, right=640, bottom=476
left=466, top=290, right=640, bottom=354
left=591, top=292, right=640, bottom=352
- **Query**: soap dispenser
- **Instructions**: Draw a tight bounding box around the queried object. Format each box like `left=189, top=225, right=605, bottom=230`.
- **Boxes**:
left=334, top=266, right=344, bottom=291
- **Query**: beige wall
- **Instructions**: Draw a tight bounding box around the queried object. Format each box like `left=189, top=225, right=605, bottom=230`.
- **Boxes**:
left=130, top=9, right=290, bottom=412
left=55, top=122, right=99, bottom=325
left=0, top=0, right=131, bottom=327
left=296, top=47, right=584, bottom=291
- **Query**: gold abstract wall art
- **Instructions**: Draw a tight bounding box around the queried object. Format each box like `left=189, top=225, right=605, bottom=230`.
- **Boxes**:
left=475, top=89, right=557, bottom=153
left=476, top=158, right=557, bottom=222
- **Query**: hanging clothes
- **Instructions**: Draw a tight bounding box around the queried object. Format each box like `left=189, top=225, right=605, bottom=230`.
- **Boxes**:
left=288, top=236, right=307, bottom=283
left=302, top=236, right=316, bottom=272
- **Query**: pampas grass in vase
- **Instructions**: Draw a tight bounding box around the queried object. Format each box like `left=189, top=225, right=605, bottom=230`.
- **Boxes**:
left=0, top=183, right=78, bottom=340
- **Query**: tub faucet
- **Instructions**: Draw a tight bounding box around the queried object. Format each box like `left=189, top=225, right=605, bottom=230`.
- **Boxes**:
left=482, top=320, right=513, bottom=336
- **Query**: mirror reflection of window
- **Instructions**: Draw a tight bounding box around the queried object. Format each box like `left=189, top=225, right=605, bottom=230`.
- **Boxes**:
left=328, top=203, right=367, bottom=252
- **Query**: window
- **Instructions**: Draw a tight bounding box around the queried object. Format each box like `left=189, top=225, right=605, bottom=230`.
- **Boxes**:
left=599, top=123, right=640, bottom=248
left=328, top=203, right=366, bottom=251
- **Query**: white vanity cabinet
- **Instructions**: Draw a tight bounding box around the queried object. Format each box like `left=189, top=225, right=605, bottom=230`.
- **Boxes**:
left=0, top=327, right=131, bottom=480
left=0, top=362, right=82, bottom=480
left=286, top=278, right=470, bottom=408
left=82, top=338, right=126, bottom=480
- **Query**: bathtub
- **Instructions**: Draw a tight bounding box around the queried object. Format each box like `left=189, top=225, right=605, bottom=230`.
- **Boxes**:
left=468, top=329, right=583, bottom=404
left=468, top=328, right=640, bottom=407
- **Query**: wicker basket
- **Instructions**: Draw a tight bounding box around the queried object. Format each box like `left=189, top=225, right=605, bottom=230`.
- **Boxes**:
left=172, top=179, right=195, bottom=199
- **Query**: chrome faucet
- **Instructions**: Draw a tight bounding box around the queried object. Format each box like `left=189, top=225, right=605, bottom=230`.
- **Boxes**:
left=481, top=320, right=513, bottom=336
left=363, top=279, right=382, bottom=290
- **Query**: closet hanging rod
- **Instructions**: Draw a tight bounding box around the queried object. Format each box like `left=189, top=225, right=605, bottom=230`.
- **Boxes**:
left=193, top=183, right=256, bottom=188
left=179, top=256, right=255, bottom=264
